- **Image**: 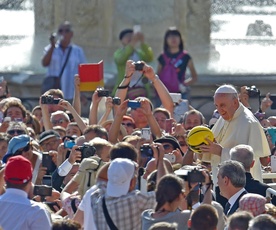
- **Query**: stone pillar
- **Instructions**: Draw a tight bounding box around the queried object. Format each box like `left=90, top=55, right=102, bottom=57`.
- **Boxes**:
left=32, top=0, right=211, bottom=75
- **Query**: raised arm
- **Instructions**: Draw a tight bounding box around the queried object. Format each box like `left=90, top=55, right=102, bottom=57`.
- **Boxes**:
left=72, top=74, right=81, bottom=115
left=98, top=97, right=114, bottom=126
left=58, top=99, right=86, bottom=132
left=41, top=34, right=56, bottom=67
left=89, top=90, right=103, bottom=125
left=40, top=96, right=53, bottom=131
left=108, top=100, right=128, bottom=144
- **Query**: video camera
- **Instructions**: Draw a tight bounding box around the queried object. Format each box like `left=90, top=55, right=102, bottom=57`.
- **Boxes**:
left=174, top=165, right=205, bottom=183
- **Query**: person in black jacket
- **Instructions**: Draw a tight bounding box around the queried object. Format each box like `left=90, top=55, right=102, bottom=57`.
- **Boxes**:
left=230, top=144, right=276, bottom=205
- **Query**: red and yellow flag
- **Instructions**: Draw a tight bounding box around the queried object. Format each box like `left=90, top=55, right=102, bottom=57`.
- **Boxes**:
left=78, top=60, right=104, bottom=91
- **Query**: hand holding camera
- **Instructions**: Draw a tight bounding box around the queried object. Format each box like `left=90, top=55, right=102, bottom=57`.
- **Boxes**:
left=41, top=95, right=60, bottom=105
left=68, top=145, right=82, bottom=164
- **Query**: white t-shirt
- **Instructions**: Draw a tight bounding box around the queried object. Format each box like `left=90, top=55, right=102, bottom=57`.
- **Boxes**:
left=78, top=185, right=98, bottom=230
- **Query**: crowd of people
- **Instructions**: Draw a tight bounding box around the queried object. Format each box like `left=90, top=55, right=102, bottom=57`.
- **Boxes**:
left=0, top=21, right=276, bottom=230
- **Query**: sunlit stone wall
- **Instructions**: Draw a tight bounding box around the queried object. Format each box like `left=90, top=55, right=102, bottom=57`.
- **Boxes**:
left=33, top=0, right=211, bottom=74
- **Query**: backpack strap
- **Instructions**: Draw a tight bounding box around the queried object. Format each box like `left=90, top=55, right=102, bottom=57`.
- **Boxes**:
left=162, top=51, right=186, bottom=66
left=102, top=196, right=119, bottom=230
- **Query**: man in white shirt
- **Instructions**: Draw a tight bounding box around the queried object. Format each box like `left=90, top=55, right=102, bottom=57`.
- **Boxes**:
left=0, top=155, right=51, bottom=230
left=217, top=160, right=247, bottom=216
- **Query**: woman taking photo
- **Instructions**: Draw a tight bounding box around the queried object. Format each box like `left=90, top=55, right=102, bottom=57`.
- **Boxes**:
left=157, top=27, right=197, bottom=99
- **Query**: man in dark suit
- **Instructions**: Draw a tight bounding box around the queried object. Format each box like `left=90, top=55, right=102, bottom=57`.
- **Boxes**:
left=217, top=160, right=247, bottom=216
left=230, top=144, right=276, bottom=205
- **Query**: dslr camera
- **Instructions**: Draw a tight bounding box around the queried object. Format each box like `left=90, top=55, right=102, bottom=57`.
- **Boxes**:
left=112, top=97, right=121, bottom=105
left=140, top=144, right=153, bottom=158
left=41, top=95, right=60, bottom=104
left=76, top=144, right=96, bottom=162
left=134, top=61, right=144, bottom=71
left=97, top=88, right=109, bottom=97
left=174, top=166, right=205, bottom=183
left=246, top=85, right=260, bottom=97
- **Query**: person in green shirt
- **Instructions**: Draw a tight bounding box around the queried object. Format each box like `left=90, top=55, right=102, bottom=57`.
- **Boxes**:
left=113, top=28, right=154, bottom=98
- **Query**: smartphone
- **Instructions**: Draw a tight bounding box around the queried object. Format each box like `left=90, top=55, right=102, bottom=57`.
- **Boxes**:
left=42, top=175, right=52, bottom=186
left=164, top=154, right=176, bottom=163
left=133, top=25, right=141, bottom=33
left=64, top=140, right=75, bottom=149
left=173, top=100, right=189, bottom=123
left=271, top=155, right=276, bottom=172
left=165, top=119, right=173, bottom=134
left=141, top=128, right=151, bottom=141
left=169, top=93, right=182, bottom=104
left=270, top=94, right=276, bottom=110
left=42, top=153, right=56, bottom=175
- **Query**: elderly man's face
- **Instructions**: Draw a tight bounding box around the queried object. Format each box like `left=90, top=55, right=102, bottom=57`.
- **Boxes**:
left=214, top=94, right=238, bottom=121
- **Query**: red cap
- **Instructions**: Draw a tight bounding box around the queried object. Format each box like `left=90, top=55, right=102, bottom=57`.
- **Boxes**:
left=123, top=116, right=135, bottom=125
left=4, top=155, right=33, bottom=184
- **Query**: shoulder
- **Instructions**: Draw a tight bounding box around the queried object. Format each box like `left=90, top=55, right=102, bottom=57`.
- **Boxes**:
left=141, top=209, right=154, bottom=218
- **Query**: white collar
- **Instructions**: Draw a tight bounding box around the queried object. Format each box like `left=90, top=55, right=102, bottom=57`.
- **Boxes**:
left=228, top=188, right=246, bottom=208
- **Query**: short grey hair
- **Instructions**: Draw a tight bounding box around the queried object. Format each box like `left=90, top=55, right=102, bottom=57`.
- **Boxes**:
left=218, top=160, right=246, bottom=188
left=230, top=144, right=254, bottom=170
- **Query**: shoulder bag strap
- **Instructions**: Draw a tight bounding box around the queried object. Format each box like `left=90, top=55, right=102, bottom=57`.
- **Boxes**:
left=102, top=196, right=119, bottom=230
left=58, top=46, right=73, bottom=78
left=172, top=51, right=186, bottom=65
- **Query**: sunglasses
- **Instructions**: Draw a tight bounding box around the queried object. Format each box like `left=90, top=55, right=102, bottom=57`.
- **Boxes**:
left=122, top=123, right=134, bottom=128
left=7, top=129, right=25, bottom=135
left=58, top=28, right=71, bottom=34
left=52, top=119, right=66, bottom=125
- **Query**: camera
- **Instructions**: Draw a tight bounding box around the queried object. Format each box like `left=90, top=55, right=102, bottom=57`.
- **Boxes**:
left=76, top=144, right=96, bottom=162
left=246, top=85, right=260, bottom=97
left=112, top=97, right=121, bottom=105
left=97, top=88, right=109, bottom=97
left=134, top=61, right=144, bottom=71
left=128, top=100, right=141, bottom=109
left=140, top=144, right=153, bottom=158
left=41, top=95, right=60, bottom=104
left=33, top=185, right=52, bottom=197
left=174, top=166, right=205, bottom=183
left=64, top=140, right=75, bottom=149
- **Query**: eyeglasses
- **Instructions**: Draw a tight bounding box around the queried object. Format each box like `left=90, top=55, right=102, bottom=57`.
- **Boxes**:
left=122, top=123, right=134, bottom=128
left=58, top=28, right=71, bottom=34
left=163, top=144, right=174, bottom=150
left=52, top=119, right=66, bottom=125
left=41, top=139, right=58, bottom=149
left=7, top=129, right=25, bottom=135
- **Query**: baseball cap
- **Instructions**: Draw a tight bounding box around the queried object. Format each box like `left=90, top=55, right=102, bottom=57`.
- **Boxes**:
left=154, top=135, right=185, bottom=156
left=119, top=29, right=133, bottom=40
left=4, top=155, right=33, bottom=184
left=2, top=134, right=31, bottom=163
left=239, top=193, right=266, bottom=216
left=39, top=130, right=60, bottom=144
left=106, top=158, right=137, bottom=197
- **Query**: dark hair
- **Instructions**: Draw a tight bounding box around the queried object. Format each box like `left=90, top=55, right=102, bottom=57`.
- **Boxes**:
left=191, top=204, right=218, bottom=230
left=119, top=28, right=133, bottom=40
left=44, top=89, right=64, bottom=99
left=147, top=170, right=157, bottom=192
left=155, top=174, right=184, bottom=211
left=3, top=100, right=27, bottom=118
left=6, top=181, right=29, bottom=189
left=110, top=142, right=138, bottom=162
left=26, top=111, right=41, bottom=135
left=163, top=27, right=184, bottom=53
left=52, top=219, right=81, bottom=230
left=83, top=125, right=108, bottom=140
left=249, top=214, right=276, bottom=230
